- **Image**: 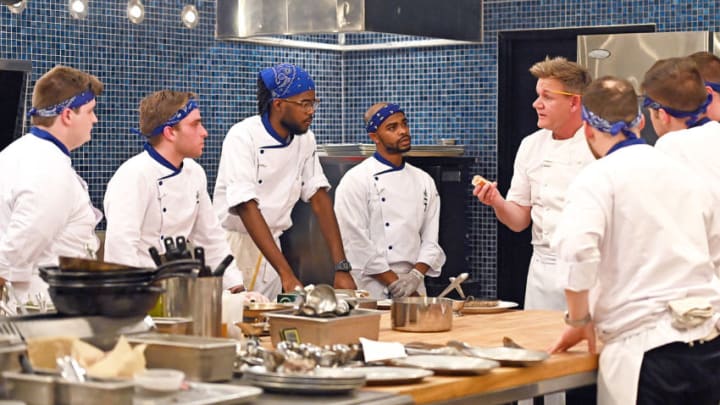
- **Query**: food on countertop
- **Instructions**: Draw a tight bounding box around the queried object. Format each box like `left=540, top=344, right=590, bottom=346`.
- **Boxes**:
left=471, top=175, right=489, bottom=188
left=465, top=299, right=500, bottom=308
left=26, top=336, right=77, bottom=370
left=87, top=336, right=147, bottom=379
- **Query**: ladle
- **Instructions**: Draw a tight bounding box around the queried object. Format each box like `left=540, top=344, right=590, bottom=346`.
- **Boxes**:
left=437, top=272, right=469, bottom=298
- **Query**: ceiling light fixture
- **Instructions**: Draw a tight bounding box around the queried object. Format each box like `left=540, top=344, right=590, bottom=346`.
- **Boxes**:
left=180, top=4, right=199, bottom=29
left=6, top=0, right=27, bottom=14
left=126, top=0, right=144, bottom=24
left=68, top=0, right=88, bottom=19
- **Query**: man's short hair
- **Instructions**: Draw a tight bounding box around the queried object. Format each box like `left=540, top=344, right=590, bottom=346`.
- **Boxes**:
left=139, top=90, right=196, bottom=144
left=529, top=56, right=592, bottom=94
left=641, top=57, right=707, bottom=111
left=583, top=76, right=639, bottom=124
left=31, top=65, right=104, bottom=127
left=363, top=102, right=392, bottom=124
left=688, top=51, right=720, bottom=83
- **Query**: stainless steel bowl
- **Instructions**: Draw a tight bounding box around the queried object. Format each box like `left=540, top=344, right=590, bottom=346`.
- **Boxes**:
left=391, top=297, right=453, bottom=332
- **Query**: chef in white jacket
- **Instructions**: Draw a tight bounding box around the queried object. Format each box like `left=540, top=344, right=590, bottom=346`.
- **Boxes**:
left=550, top=76, right=720, bottom=405
left=213, top=64, right=355, bottom=299
left=474, top=57, right=594, bottom=311
left=0, top=65, right=104, bottom=303
left=103, top=90, right=243, bottom=291
left=653, top=55, right=720, bottom=203
left=688, top=51, right=720, bottom=121
left=334, top=103, right=446, bottom=299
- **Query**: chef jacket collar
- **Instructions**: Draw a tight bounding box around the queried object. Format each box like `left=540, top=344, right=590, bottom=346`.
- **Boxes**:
left=144, top=142, right=183, bottom=179
left=372, top=151, right=405, bottom=176
left=30, top=126, right=70, bottom=157
left=606, top=137, right=646, bottom=156
left=260, top=111, right=294, bottom=148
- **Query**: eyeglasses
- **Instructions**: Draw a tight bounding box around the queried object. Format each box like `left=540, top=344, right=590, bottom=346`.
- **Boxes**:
left=280, top=98, right=320, bottom=112
left=545, top=89, right=581, bottom=97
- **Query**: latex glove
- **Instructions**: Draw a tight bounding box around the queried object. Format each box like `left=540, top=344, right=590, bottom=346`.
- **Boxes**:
left=388, top=269, right=424, bottom=298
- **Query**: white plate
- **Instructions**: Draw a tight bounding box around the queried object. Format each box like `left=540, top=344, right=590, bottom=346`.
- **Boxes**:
left=460, top=300, right=518, bottom=314
left=391, top=355, right=499, bottom=375
left=355, top=366, right=433, bottom=385
left=466, top=346, right=549, bottom=367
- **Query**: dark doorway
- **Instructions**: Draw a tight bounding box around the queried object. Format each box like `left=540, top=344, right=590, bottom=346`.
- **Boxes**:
left=495, top=25, right=655, bottom=309
left=0, top=60, right=32, bottom=151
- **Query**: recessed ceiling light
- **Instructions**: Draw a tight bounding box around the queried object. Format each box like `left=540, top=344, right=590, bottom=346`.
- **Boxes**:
left=181, top=5, right=199, bottom=29
left=69, top=0, right=88, bottom=19
left=7, top=0, right=27, bottom=14
left=127, top=0, right=144, bottom=24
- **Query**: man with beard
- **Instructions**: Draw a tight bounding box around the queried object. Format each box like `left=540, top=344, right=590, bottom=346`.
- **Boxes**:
left=333, top=103, right=446, bottom=299
left=214, top=64, right=355, bottom=299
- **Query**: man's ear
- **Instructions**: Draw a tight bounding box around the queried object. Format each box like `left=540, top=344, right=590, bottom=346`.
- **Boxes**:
left=638, top=114, right=646, bottom=131
left=161, top=125, right=176, bottom=142
left=658, top=108, right=672, bottom=125
left=368, top=132, right=379, bottom=144
left=59, top=108, right=74, bottom=126
left=570, top=95, right=582, bottom=111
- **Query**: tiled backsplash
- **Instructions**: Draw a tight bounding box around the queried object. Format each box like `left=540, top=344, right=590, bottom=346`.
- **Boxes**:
left=1, top=0, right=717, bottom=296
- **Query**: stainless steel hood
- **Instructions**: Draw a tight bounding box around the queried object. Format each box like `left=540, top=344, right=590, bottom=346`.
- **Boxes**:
left=216, top=0, right=483, bottom=43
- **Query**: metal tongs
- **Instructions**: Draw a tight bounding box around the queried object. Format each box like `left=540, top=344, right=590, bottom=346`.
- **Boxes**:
left=437, top=272, right=469, bottom=298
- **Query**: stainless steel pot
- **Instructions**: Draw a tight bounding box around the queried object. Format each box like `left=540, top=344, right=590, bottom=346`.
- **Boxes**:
left=391, top=297, right=453, bottom=332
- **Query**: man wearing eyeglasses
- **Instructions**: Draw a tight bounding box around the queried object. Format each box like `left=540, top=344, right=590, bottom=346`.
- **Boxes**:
left=474, top=57, right=594, bottom=405
left=214, top=63, right=356, bottom=299
left=648, top=56, right=720, bottom=204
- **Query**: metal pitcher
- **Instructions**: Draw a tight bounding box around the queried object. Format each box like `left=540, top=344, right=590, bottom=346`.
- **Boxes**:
left=157, top=276, right=222, bottom=337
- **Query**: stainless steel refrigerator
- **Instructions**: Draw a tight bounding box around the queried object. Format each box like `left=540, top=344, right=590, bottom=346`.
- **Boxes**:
left=577, top=31, right=719, bottom=144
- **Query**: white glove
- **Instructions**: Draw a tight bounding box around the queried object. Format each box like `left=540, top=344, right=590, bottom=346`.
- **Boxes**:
left=388, top=269, right=424, bottom=298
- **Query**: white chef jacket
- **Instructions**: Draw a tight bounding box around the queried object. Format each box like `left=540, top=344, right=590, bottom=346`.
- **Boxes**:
left=334, top=154, right=446, bottom=299
left=553, top=142, right=720, bottom=404
left=0, top=132, right=102, bottom=300
left=505, top=127, right=595, bottom=310
left=104, top=146, right=243, bottom=289
left=213, top=113, right=330, bottom=297
left=655, top=120, right=720, bottom=202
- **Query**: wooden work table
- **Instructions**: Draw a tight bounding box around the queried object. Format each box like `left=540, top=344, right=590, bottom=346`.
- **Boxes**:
left=363, top=309, right=599, bottom=404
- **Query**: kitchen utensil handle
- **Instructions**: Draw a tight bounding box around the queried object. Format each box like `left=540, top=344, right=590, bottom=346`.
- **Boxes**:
left=148, top=247, right=163, bottom=266
left=163, top=237, right=177, bottom=260
left=211, top=254, right=234, bottom=277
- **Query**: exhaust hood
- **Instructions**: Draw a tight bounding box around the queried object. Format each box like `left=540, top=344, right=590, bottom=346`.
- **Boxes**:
left=216, top=0, right=483, bottom=44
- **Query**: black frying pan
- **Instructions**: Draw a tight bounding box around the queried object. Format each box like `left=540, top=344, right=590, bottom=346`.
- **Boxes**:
left=48, top=284, right=165, bottom=318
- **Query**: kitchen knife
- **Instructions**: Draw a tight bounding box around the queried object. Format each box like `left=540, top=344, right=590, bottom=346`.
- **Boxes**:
left=212, top=254, right=234, bottom=277
left=163, top=237, right=178, bottom=261
left=175, top=236, right=191, bottom=259
left=148, top=247, right=163, bottom=266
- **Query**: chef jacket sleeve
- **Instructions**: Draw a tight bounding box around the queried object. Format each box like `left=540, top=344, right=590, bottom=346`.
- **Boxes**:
left=103, top=164, right=154, bottom=268
left=415, top=178, right=446, bottom=277
left=505, top=137, right=532, bottom=206
left=299, top=133, right=330, bottom=202
left=707, top=191, right=720, bottom=274
left=0, top=162, right=76, bottom=280
left=552, top=168, right=610, bottom=291
left=188, top=168, right=244, bottom=289
left=334, top=172, right=390, bottom=276
left=219, top=126, right=259, bottom=210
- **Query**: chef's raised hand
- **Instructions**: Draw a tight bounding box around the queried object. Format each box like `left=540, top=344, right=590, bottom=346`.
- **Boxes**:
left=333, top=272, right=357, bottom=290
left=388, top=269, right=424, bottom=298
left=548, top=322, right=597, bottom=355
left=473, top=181, right=502, bottom=207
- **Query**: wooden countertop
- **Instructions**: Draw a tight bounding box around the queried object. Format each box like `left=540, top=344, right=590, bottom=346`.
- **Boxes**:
left=363, top=310, right=598, bottom=404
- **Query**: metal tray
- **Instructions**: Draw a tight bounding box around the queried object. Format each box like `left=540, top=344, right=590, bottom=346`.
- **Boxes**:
left=126, top=334, right=236, bottom=382
left=464, top=346, right=549, bottom=367
left=244, top=366, right=365, bottom=394
left=134, top=382, right=262, bottom=404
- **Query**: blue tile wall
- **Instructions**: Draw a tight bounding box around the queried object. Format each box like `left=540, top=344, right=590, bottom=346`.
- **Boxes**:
left=2, top=0, right=719, bottom=297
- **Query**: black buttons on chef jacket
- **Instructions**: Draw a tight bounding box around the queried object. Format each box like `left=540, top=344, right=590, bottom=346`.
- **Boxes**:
left=258, top=179, right=263, bottom=184
left=159, top=181, right=163, bottom=186
left=163, top=208, right=167, bottom=212
left=260, top=150, right=265, bottom=154
left=381, top=197, right=386, bottom=202
left=374, top=176, right=379, bottom=181
left=388, top=245, right=393, bottom=250
left=385, top=222, right=390, bottom=227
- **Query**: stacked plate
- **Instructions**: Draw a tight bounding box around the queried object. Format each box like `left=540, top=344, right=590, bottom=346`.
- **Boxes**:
left=244, top=366, right=366, bottom=394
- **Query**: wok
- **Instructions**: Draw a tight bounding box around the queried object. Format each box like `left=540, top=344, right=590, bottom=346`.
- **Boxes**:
left=48, top=284, right=165, bottom=317
left=39, top=258, right=201, bottom=286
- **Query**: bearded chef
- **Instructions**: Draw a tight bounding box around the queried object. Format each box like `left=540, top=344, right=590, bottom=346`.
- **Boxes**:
left=213, top=64, right=356, bottom=299
left=103, top=90, right=243, bottom=291
left=550, top=76, right=720, bottom=405
left=0, top=66, right=104, bottom=304
left=333, top=103, right=446, bottom=299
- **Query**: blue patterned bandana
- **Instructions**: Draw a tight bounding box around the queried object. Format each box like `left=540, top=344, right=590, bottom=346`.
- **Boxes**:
left=642, top=93, right=711, bottom=128
left=366, top=103, right=404, bottom=133
left=27, top=89, right=95, bottom=118
left=260, top=64, right=315, bottom=99
left=581, top=104, right=642, bottom=139
left=133, top=99, right=198, bottom=137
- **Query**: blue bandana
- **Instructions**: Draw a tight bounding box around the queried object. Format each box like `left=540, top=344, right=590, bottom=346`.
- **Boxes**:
left=27, top=90, right=95, bottom=118
left=366, top=103, right=404, bottom=133
left=260, top=64, right=315, bottom=99
left=133, top=99, right=198, bottom=138
left=581, top=105, right=642, bottom=139
left=642, top=93, right=712, bottom=128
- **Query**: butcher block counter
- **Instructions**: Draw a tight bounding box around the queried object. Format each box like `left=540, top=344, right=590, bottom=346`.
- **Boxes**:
left=362, top=309, right=598, bottom=404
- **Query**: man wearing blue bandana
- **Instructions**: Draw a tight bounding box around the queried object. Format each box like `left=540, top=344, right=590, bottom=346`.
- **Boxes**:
left=333, top=103, right=446, bottom=299
left=103, top=90, right=243, bottom=292
left=0, top=66, right=104, bottom=303
left=214, top=63, right=355, bottom=299
left=647, top=57, right=720, bottom=202
left=688, top=51, right=720, bottom=121
left=549, top=77, right=720, bottom=405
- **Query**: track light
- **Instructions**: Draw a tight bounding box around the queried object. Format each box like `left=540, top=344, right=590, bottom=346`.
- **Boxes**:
left=68, top=0, right=88, bottom=19
left=127, top=0, right=144, bottom=24
left=6, top=0, right=27, bottom=14
left=180, top=4, right=198, bottom=29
